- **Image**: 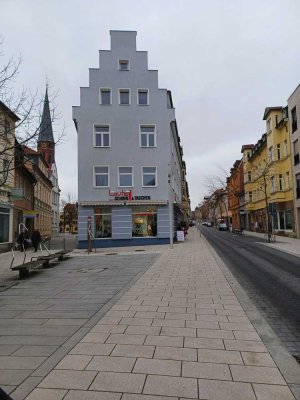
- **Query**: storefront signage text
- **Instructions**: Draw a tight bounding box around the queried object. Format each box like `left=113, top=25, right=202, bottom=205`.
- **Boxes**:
left=109, top=190, right=151, bottom=201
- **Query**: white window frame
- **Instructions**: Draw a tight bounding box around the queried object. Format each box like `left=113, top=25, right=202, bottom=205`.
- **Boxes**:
left=142, top=166, right=157, bottom=187
left=284, top=139, right=288, bottom=157
left=279, top=174, right=283, bottom=191
left=285, top=172, right=290, bottom=190
left=118, top=88, right=131, bottom=105
left=118, top=166, right=133, bottom=187
left=137, top=88, right=149, bottom=106
left=277, top=143, right=281, bottom=160
left=99, top=88, right=112, bottom=105
left=118, top=59, right=130, bottom=71
left=93, top=124, right=111, bottom=148
left=270, top=175, right=275, bottom=193
left=268, top=146, right=273, bottom=162
left=94, top=166, right=109, bottom=188
left=139, top=124, right=156, bottom=148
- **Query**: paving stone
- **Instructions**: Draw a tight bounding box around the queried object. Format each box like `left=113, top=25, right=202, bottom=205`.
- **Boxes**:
left=186, top=320, right=219, bottom=329
left=224, top=339, right=267, bottom=352
left=241, top=352, right=276, bottom=367
left=164, top=312, right=196, bottom=321
left=90, top=325, right=127, bottom=334
left=55, top=355, right=92, bottom=370
left=64, top=390, right=122, bottom=400
left=111, top=344, right=155, bottom=358
left=121, top=393, right=177, bottom=400
left=81, top=333, right=110, bottom=343
left=144, top=335, right=183, bottom=347
left=0, top=336, right=68, bottom=346
left=25, top=388, right=68, bottom=400
left=154, top=346, right=197, bottom=361
left=220, top=322, right=255, bottom=331
left=196, top=328, right=234, bottom=339
left=86, top=355, right=136, bottom=372
left=152, top=319, right=185, bottom=328
left=0, top=355, right=46, bottom=369
left=160, top=327, right=196, bottom=337
left=143, top=375, right=198, bottom=398
left=133, top=357, right=181, bottom=376
left=13, top=346, right=58, bottom=357
left=197, top=379, right=256, bottom=399
left=70, top=343, right=114, bottom=356
left=233, top=330, right=262, bottom=341
left=98, top=317, right=122, bottom=325
left=125, top=326, right=161, bottom=336
left=106, top=334, right=146, bottom=345
left=0, top=369, right=33, bottom=385
left=184, top=336, right=224, bottom=350
left=182, top=361, right=231, bottom=380
left=121, top=318, right=153, bottom=326
left=230, top=365, right=286, bottom=384
left=157, top=306, right=187, bottom=313
left=252, top=384, right=295, bottom=400
left=90, top=371, right=146, bottom=393
left=106, top=310, right=136, bottom=318
left=39, top=370, right=97, bottom=390
left=0, top=344, right=21, bottom=355
left=134, top=312, right=165, bottom=319
left=197, top=348, right=243, bottom=364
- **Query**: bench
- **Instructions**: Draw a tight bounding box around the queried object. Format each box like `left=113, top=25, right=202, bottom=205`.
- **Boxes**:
left=232, top=228, right=243, bottom=235
left=11, top=251, right=68, bottom=279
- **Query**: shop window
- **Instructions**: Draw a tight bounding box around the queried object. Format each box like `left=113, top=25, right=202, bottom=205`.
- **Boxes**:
left=0, top=207, right=10, bottom=243
left=94, top=210, right=111, bottom=238
left=132, top=211, right=157, bottom=237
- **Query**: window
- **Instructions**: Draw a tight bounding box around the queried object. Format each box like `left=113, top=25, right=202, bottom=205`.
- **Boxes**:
left=94, top=125, right=110, bottom=147
left=296, top=174, right=300, bottom=198
left=142, top=166, right=157, bottom=187
left=267, top=118, right=271, bottom=132
left=119, top=59, right=129, bottom=71
left=247, top=171, right=252, bottom=182
left=119, top=167, right=133, bottom=187
left=94, top=208, right=111, bottom=238
left=249, top=191, right=252, bottom=203
left=0, top=207, right=10, bottom=243
left=285, top=172, right=290, bottom=190
left=247, top=151, right=251, bottom=161
left=277, top=143, right=281, bottom=160
left=132, top=206, right=157, bottom=237
left=94, top=166, right=109, bottom=187
left=279, top=174, right=283, bottom=191
left=291, top=106, right=297, bottom=133
left=3, top=119, right=10, bottom=139
left=294, top=139, right=299, bottom=165
left=2, top=159, right=9, bottom=183
left=284, top=139, right=288, bottom=157
left=100, top=88, right=111, bottom=105
left=268, top=146, right=273, bottom=161
left=270, top=176, right=275, bottom=193
left=138, top=89, right=149, bottom=105
left=140, top=125, right=156, bottom=147
left=119, top=89, right=130, bottom=105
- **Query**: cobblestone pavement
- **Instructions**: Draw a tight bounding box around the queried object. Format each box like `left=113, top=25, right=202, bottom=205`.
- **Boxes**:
left=1, top=228, right=297, bottom=400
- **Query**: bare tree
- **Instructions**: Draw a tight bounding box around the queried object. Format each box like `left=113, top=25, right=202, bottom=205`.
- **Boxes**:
left=0, top=38, right=64, bottom=187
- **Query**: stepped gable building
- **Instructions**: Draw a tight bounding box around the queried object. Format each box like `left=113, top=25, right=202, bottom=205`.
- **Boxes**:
left=73, top=30, right=188, bottom=248
left=37, top=87, right=60, bottom=236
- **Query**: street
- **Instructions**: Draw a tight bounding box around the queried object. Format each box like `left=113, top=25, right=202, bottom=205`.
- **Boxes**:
left=200, top=226, right=300, bottom=359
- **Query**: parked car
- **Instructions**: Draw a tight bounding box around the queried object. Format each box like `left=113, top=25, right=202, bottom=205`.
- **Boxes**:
left=218, top=222, right=228, bottom=231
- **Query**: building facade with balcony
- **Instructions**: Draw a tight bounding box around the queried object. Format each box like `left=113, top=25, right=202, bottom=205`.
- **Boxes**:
left=288, top=84, right=300, bottom=237
left=73, top=31, right=187, bottom=248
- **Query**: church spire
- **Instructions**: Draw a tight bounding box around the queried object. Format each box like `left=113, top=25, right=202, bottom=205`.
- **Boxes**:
left=38, top=86, right=54, bottom=143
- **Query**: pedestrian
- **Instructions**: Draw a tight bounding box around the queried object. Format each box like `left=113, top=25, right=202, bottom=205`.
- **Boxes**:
left=31, top=229, right=41, bottom=252
left=17, top=231, right=25, bottom=252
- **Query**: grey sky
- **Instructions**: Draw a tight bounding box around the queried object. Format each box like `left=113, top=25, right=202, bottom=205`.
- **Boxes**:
left=1, top=0, right=300, bottom=208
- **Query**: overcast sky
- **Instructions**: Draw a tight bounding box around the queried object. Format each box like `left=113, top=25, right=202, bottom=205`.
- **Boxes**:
left=1, top=0, right=300, bottom=209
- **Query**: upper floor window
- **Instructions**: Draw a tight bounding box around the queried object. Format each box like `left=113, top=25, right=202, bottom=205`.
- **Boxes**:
left=291, top=106, right=297, bottom=133
left=142, top=166, right=157, bottom=187
left=247, top=151, right=251, bottom=161
left=247, top=171, right=252, bottom=182
left=296, top=174, right=300, bottom=198
left=277, top=143, right=281, bottom=160
left=249, top=191, right=252, bottom=203
left=3, top=119, right=10, bottom=140
left=294, top=139, right=299, bottom=165
left=119, top=167, right=133, bottom=187
left=279, top=174, right=283, bottom=191
left=94, top=125, right=110, bottom=147
left=140, top=125, right=156, bottom=147
left=270, top=175, right=275, bottom=193
left=100, top=88, right=111, bottom=105
left=2, top=159, right=9, bottom=182
left=138, top=89, right=149, bottom=105
left=267, top=118, right=271, bottom=132
left=119, top=59, right=129, bottom=71
left=119, top=89, right=130, bottom=105
left=94, top=166, right=109, bottom=187
left=285, top=172, right=290, bottom=190
left=284, top=139, right=288, bottom=157
left=268, top=146, right=273, bottom=162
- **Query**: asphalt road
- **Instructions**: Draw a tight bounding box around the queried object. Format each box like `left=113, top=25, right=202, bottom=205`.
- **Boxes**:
left=200, top=226, right=300, bottom=359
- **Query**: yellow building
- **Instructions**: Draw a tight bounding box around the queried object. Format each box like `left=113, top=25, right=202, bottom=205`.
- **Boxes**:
left=242, top=107, right=295, bottom=235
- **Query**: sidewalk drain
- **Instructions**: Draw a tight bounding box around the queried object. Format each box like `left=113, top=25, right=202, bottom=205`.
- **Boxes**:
left=135, top=249, right=146, bottom=252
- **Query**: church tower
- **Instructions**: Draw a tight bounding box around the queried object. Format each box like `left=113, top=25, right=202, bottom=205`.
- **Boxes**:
left=37, top=87, right=55, bottom=169
left=37, top=86, right=60, bottom=236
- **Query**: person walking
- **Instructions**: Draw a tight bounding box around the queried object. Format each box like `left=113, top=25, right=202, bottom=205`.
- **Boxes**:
left=31, top=229, right=41, bottom=252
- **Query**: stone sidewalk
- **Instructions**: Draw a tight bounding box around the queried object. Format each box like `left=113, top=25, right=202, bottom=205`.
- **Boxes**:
left=22, top=229, right=300, bottom=400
